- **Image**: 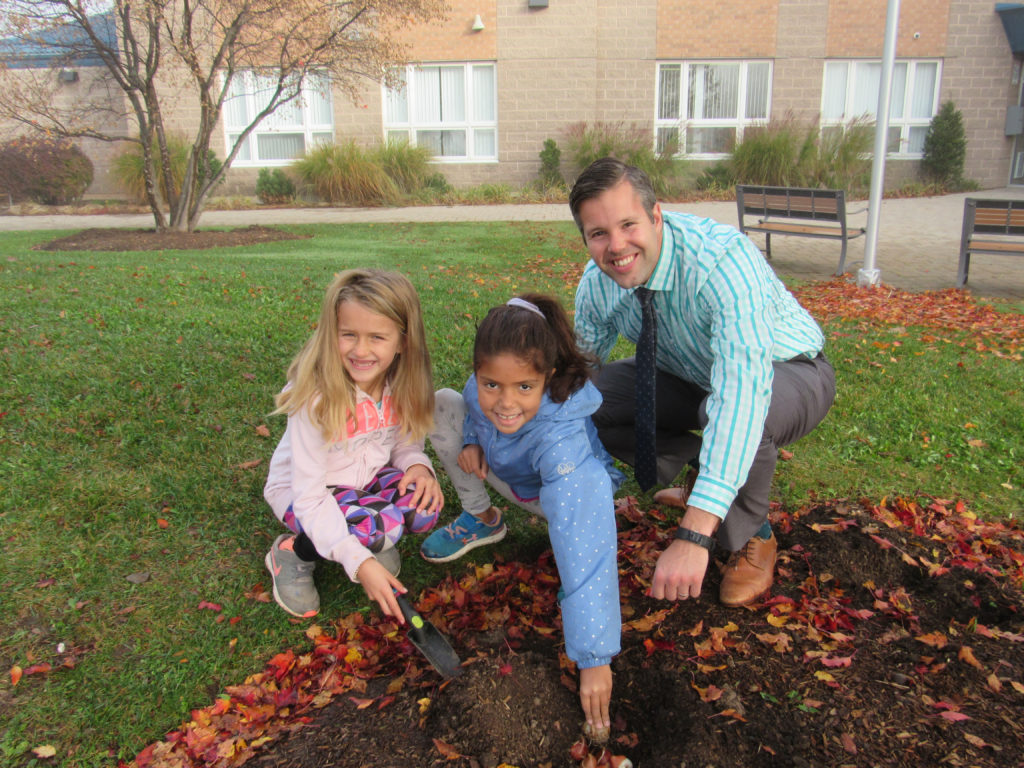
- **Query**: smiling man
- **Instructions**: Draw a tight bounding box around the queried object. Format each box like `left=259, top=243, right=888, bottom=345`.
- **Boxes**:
left=571, top=157, right=836, bottom=607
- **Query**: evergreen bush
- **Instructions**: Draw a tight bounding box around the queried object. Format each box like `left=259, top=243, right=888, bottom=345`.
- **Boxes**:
left=255, top=168, right=296, bottom=204
left=921, top=101, right=967, bottom=186
left=537, top=138, right=563, bottom=188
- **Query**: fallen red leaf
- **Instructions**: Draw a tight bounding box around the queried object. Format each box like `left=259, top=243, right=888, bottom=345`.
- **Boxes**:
left=432, top=738, right=463, bottom=759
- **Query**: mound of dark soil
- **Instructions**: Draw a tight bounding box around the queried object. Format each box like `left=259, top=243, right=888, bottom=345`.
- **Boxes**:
left=244, top=500, right=1024, bottom=768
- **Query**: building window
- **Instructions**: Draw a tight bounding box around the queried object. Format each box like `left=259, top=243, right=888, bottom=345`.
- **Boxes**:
left=223, top=71, right=334, bottom=166
left=383, top=63, right=497, bottom=161
left=656, top=61, right=771, bottom=157
left=821, top=60, right=940, bottom=156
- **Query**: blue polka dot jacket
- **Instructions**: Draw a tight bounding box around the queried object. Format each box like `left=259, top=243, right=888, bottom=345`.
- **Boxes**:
left=463, top=375, right=624, bottom=668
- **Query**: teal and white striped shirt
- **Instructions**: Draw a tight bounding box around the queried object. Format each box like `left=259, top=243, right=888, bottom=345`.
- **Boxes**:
left=574, top=210, right=825, bottom=521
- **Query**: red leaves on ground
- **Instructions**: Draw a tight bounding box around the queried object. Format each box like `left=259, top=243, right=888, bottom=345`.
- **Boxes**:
left=121, top=491, right=1024, bottom=768
left=793, top=279, right=1024, bottom=359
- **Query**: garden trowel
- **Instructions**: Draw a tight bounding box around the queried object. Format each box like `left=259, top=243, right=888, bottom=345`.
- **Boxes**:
left=394, top=592, right=462, bottom=678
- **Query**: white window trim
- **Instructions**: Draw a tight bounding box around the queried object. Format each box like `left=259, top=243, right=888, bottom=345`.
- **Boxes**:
left=820, top=59, right=942, bottom=158
left=383, top=62, right=498, bottom=163
left=222, top=71, right=334, bottom=168
left=655, top=60, right=773, bottom=160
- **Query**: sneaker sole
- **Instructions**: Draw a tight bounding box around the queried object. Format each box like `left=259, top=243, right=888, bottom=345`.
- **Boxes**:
left=265, top=549, right=319, bottom=619
left=420, top=525, right=507, bottom=563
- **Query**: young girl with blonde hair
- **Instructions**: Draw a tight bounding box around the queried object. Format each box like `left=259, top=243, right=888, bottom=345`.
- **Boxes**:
left=264, top=269, right=442, bottom=622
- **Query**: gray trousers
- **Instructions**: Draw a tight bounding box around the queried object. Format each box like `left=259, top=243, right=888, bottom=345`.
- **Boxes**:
left=430, top=388, right=545, bottom=520
left=592, top=354, right=836, bottom=552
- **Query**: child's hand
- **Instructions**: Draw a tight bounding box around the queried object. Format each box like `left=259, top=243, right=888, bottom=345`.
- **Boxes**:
left=357, top=558, right=406, bottom=622
left=457, top=444, right=488, bottom=480
left=399, top=464, right=443, bottom=514
left=579, top=664, right=612, bottom=731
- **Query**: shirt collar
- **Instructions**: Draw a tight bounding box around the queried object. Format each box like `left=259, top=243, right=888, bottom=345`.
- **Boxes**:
left=641, top=213, right=678, bottom=293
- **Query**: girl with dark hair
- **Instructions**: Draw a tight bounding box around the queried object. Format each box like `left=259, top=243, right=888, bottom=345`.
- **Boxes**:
left=421, top=293, right=623, bottom=732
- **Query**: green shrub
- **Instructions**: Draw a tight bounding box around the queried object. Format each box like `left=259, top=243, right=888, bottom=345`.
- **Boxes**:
left=729, top=116, right=871, bottom=192
left=730, top=119, right=817, bottom=187
left=369, top=138, right=434, bottom=194
left=921, top=101, right=967, bottom=186
left=255, top=168, right=296, bottom=204
left=564, top=121, right=687, bottom=198
left=112, top=134, right=222, bottom=204
left=538, top=138, right=563, bottom=188
left=292, top=140, right=400, bottom=205
left=0, top=137, right=93, bottom=204
left=695, top=161, right=735, bottom=192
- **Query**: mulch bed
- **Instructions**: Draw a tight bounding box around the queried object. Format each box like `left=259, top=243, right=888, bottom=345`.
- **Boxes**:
left=34, top=226, right=308, bottom=252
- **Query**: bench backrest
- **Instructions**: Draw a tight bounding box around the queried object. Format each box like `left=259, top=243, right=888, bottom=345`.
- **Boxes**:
left=963, top=198, right=1024, bottom=237
left=736, top=185, right=846, bottom=222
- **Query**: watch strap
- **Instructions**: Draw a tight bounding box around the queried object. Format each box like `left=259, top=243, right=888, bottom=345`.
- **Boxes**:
left=674, top=526, right=717, bottom=553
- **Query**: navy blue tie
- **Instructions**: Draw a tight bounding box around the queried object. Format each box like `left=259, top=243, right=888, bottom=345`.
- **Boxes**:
left=634, top=287, right=657, bottom=491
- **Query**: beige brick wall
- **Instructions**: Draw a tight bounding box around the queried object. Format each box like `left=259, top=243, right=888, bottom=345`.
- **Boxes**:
left=658, top=0, right=779, bottom=58
left=941, top=0, right=1015, bottom=188
left=772, top=0, right=829, bottom=121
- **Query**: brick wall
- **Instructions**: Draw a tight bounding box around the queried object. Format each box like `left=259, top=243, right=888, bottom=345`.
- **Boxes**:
left=826, top=0, right=950, bottom=58
left=942, top=0, right=1015, bottom=188
left=657, top=0, right=779, bottom=58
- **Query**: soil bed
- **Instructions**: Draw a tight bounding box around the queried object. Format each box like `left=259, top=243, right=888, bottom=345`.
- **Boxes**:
left=242, top=500, right=1024, bottom=768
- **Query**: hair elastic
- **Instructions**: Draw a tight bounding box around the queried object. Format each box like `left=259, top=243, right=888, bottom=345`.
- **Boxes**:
left=506, top=297, right=545, bottom=319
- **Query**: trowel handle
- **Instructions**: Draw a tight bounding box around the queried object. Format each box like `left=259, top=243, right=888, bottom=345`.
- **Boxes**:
left=394, top=592, right=426, bottom=637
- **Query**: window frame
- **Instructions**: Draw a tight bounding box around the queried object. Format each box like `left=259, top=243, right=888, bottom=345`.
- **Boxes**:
left=820, top=59, right=942, bottom=158
left=221, top=70, right=335, bottom=167
left=655, top=60, right=773, bottom=159
left=382, top=62, right=498, bottom=163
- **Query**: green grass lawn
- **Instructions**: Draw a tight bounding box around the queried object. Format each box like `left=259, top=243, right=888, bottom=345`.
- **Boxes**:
left=1, top=222, right=1021, bottom=767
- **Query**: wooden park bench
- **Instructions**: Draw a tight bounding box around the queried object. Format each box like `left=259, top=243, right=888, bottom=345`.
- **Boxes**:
left=957, top=198, right=1024, bottom=288
left=735, top=185, right=866, bottom=276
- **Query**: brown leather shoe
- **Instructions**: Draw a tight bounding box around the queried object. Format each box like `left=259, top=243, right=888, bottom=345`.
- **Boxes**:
left=719, top=532, right=777, bottom=607
left=652, top=486, right=690, bottom=510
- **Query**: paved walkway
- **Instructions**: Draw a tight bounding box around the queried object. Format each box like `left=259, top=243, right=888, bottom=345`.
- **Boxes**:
left=4, top=189, right=1024, bottom=300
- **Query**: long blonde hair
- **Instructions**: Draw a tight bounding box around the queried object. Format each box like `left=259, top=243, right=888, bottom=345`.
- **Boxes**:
left=273, top=269, right=434, bottom=443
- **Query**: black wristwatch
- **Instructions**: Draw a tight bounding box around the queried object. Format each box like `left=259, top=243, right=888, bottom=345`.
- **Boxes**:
left=674, top=526, right=717, bottom=553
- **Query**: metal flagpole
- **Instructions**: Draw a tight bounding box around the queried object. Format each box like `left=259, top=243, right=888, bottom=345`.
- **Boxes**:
left=858, top=0, right=901, bottom=287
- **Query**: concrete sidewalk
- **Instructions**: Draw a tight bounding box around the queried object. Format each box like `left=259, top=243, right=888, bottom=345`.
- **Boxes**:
left=3, top=189, right=1024, bottom=300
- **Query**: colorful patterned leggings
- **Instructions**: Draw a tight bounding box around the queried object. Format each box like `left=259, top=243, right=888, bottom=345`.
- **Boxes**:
left=283, top=466, right=439, bottom=554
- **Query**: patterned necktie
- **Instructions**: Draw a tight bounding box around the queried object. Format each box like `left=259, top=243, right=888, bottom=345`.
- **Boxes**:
left=634, top=287, right=658, bottom=491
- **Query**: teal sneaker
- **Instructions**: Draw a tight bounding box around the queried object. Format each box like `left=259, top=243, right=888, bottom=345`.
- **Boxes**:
left=420, top=510, right=506, bottom=563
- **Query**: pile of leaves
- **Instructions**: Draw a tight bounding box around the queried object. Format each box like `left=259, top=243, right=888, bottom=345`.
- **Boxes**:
left=792, top=279, right=1024, bottom=360
left=121, top=494, right=1024, bottom=768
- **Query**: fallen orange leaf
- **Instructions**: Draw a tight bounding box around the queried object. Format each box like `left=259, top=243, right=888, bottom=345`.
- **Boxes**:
left=10, top=665, right=22, bottom=686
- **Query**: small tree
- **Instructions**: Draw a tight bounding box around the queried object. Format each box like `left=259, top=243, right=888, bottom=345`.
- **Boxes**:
left=921, top=101, right=967, bottom=187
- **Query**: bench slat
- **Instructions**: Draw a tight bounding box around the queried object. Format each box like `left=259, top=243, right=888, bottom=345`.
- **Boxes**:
left=958, top=197, right=1024, bottom=287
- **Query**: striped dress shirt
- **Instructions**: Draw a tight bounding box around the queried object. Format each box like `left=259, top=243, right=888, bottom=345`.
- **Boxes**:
left=574, top=210, right=825, bottom=521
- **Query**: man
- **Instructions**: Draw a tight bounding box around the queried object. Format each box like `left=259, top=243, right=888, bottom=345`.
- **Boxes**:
left=571, top=157, right=835, bottom=607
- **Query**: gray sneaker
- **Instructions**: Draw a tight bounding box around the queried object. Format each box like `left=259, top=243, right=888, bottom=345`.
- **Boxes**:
left=375, top=546, right=401, bottom=577
left=265, top=534, right=319, bottom=618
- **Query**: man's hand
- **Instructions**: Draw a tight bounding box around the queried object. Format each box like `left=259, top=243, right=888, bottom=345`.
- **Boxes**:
left=579, top=664, right=612, bottom=730
left=650, top=505, right=719, bottom=601
left=457, top=444, right=488, bottom=480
